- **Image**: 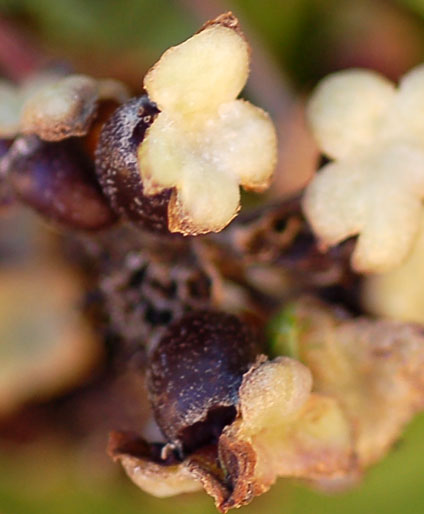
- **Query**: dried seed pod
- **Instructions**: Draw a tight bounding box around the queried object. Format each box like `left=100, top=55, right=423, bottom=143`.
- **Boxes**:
left=5, top=136, right=116, bottom=230
left=95, top=96, right=171, bottom=233
left=147, top=310, right=259, bottom=455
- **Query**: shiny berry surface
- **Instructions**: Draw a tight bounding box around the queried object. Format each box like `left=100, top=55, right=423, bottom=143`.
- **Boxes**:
left=147, top=310, right=259, bottom=455
left=95, top=96, right=171, bottom=233
left=6, top=136, right=116, bottom=230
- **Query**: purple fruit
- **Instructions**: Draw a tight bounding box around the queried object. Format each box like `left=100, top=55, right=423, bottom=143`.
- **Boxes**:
left=6, top=136, right=116, bottom=230
left=147, top=310, right=259, bottom=455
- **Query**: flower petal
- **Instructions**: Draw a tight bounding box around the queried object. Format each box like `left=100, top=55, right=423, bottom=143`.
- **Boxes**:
left=307, top=69, right=395, bottom=159
left=144, top=22, right=249, bottom=119
left=168, top=162, right=240, bottom=235
left=217, top=357, right=354, bottom=511
left=292, top=296, right=424, bottom=467
left=363, top=213, right=424, bottom=323
left=138, top=111, right=185, bottom=195
left=206, top=100, right=277, bottom=191
left=303, top=144, right=424, bottom=273
left=385, top=64, right=424, bottom=145
left=302, top=159, right=367, bottom=247
left=352, top=190, right=421, bottom=273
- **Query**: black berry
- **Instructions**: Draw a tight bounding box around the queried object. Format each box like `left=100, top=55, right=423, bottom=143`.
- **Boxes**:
left=95, top=96, right=171, bottom=233
left=147, top=310, right=259, bottom=455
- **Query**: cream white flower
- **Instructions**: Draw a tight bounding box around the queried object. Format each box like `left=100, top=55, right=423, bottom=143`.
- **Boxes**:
left=303, top=65, right=424, bottom=273
left=138, top=13, right=277, bottom=235
left=363, top=212, right=424, bottom=323
left=0, top=72, right=129, bottom=141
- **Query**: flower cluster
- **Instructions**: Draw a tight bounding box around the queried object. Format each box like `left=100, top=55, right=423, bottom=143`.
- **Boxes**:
left=3, top=10, right=424, bottom=514
left=303, top=65, right=424, bottom=273
left=109, top=297, right=424, bottom=511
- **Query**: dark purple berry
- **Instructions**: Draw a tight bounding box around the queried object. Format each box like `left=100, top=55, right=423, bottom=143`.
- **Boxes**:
left=95, top=96, right=171, bottom=233
left=147, top=310, right=259, bottom=455
left=6, top=136, right=116, bottom=230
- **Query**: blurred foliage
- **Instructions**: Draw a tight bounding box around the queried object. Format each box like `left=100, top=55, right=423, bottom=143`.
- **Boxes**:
left=266, top=303, right=300, bottom=359
left=0, top=0, right=193, bottom=54
left=0, top=0, right=424, bottom=84
left=401, top=0, right=424, bottom=18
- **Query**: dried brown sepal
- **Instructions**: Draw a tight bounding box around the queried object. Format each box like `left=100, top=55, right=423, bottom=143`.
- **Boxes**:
left=226, top=199, right=355, bottom=281
left=20, top=75, right=98, bottom=141
left=108, top=431, right=239, bottom=508
left=197, top=12, right=246, bottom=41
left=108, top=432, right=248, bottom=505
left=199, top=199, right=357, bottom=318
left=292, top=296, right=424, bottom=467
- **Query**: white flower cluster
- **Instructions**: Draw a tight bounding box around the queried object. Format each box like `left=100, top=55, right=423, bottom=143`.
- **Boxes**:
left=303, top=65, right=424, bottom=273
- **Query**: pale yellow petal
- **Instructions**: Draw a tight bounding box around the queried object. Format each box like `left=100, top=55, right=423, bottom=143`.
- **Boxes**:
left=307, top=69, right=395, bottom=159
left=302, top=160, right=367, bottom=247
left=144, top=25, right=249, bottom=119
left=170, top=162, right=240, bottom=235
left=205, top=100, right=277, bottom=191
